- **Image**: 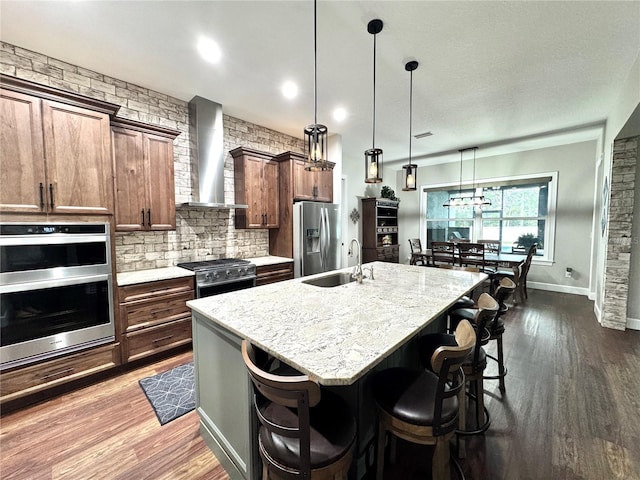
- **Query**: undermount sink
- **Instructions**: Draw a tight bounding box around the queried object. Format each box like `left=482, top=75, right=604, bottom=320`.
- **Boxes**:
left=302, top=272, right=356, bottom=288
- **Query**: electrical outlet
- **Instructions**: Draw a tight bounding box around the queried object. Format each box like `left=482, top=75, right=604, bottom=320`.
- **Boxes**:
left=565, top=267, right=573, bottom=278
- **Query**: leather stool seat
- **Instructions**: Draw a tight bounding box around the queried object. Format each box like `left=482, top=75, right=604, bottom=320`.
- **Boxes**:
left=373, top=368, right=459, bottom=428
left=258, top=390, right=356, bottom=470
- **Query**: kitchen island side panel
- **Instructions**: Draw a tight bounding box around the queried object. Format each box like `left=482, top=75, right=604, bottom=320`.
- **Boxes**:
left=193, top=312, right=259, bottom=480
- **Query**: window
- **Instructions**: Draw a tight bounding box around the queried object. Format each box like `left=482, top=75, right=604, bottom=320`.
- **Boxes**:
left=421, top=173, right=557, bottom=264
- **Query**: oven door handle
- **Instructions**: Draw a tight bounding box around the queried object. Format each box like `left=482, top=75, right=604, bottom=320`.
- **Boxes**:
left=0, top=273, right=110, bottom=294
left=196, top=276, right=257, bottom=290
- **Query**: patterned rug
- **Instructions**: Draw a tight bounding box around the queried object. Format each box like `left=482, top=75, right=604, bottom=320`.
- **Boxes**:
left=139, top=362, right=195, bottom=425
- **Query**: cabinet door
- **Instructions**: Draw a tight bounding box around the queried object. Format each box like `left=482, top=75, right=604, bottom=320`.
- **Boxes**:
left=0, top=90, right=46, bottom=213
left=315, top=168, right=334, bottom=202
left=112, top=127, right=146, bottom=231
left=244, top=156, right=267, bottom=228
left=292, top=160, right=316, bottom=201
left=262, top=160, right=279, bottom=228
left=144, top=133, right=176, bottom=230
left=42, top=99, right=113, bottom=215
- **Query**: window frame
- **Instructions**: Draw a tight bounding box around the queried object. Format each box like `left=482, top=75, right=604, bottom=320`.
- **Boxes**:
left=420, top=171, right=557, bottom=265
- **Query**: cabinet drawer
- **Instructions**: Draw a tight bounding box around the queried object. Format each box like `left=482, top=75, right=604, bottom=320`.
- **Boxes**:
left=119, top=277, right=194, bottom=303
left=256, top=262, right=294, bottom=286
left=0, top=343, right=120, bottom=404
left=121, top=290, right=193, bottom=332
left=123, top=318, right=192, bottom=363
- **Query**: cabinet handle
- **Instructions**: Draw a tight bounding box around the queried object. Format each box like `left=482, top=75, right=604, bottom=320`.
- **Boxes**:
left=41, top=368, right=74, bottom=381
left=313, top=185, right=318, bottom=198
left=147, top=209, right=151, bottom=227
left=141, top=209, right=145, bottom=225
left=39, top=183, right=45, bottom=209
left=49, top=183, right=55, bottom=209
left=152, top=335, right=174, bottom=344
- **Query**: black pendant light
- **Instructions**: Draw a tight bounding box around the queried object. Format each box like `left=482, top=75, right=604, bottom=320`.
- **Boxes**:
left=364, top=19, right=383, bottom=183
left=304, top=0, right=329, bottom=171
left=402, top=60, right=419, bottom=191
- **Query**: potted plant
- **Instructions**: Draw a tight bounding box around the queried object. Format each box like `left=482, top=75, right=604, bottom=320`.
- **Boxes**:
left=380, top=186, right=399, bottom=202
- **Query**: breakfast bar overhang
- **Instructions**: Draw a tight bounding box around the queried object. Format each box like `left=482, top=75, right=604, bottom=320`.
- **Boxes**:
left=187, top=262, right=487, bottom=479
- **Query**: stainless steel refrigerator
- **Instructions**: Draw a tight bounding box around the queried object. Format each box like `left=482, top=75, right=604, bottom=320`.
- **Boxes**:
left=293, top=202, right=341, bottom=277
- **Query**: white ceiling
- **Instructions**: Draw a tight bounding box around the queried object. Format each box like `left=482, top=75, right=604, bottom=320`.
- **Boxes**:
left=1, top=1, right=639, bottom=168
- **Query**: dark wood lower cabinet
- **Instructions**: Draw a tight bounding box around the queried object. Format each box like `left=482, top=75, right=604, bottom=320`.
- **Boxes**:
left=0, top=342, right=121, bottom=406
left=256, top=262, right=294, bottom=286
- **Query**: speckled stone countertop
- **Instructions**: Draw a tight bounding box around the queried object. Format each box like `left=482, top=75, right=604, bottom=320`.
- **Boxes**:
left=249, top=256, right=293, bottom=267
left=117, top=267, right=194, bottom=286
left=187, top=261, right=487, bottom=386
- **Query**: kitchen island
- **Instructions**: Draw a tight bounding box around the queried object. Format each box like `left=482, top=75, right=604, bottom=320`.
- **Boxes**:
left=187, top=261, right=487, bottom=480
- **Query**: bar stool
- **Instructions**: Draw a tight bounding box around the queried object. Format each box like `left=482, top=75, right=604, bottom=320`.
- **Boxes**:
left=418, top=293, right=499, bottom=437
left=372, top=320, right=476, bottom=480
left=448, top=278, right=516, bottom=393
left=241, top=340, right=357, bottom=480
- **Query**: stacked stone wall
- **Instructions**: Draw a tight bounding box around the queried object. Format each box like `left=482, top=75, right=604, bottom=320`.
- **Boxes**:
left=602, top=136, right=637, bottom=330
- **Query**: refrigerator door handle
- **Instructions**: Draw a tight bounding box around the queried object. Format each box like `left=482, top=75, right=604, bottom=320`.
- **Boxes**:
left=319, top=207, right=326, bottom=271
left=323, top=207, right=331, bottom=270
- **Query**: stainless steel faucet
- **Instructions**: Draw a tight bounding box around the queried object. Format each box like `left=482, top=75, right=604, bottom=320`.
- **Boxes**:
left=348, top=238, right=363, bottom=283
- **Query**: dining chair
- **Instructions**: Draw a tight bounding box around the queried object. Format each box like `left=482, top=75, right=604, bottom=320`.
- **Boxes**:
left=241, top=340, right=357, bottom=480
left=408, top=238, right=429, bottom=266
left=430, top=241, right=456, bottom=266
left=477, top=239, right=500, bottom=255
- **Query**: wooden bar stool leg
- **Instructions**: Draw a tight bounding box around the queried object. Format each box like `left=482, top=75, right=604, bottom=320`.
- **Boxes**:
left=497, top=336, right=506, bottom=393
left=432, top=437, right=451, bottom=480
left=457, top=385, right=466, bottom=459
left=376, top=422, right=386, bottom=480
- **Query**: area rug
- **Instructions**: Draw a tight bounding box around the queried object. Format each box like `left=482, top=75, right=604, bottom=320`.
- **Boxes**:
left=139, top=362, right=195, bottom=425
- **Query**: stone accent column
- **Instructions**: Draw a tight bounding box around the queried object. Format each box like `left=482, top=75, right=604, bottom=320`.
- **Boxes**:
left=602, top=136, right=637, bottom=330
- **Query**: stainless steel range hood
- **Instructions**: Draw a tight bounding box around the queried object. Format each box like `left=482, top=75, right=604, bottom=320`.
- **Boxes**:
left=182, top=96, right=247, bottom=208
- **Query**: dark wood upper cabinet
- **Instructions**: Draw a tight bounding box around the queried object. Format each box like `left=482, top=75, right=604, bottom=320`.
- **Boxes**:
left=1, top=76, right=119, bottom=216
left=269, top=151, right=335, bottom=258
left=111, top=118, right=180, bottom=231
left=231, top=147, right=279, bottom=229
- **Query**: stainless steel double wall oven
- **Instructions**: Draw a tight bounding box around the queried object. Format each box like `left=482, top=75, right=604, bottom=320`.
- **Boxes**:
left=0, top=223, right=115, bottom=369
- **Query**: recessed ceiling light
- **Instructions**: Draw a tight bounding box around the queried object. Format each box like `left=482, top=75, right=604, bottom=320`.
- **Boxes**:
left=281, top=81, right=298, bottom=99
left=333, top=107, right=347, bottom=122
left=197, top=37, right=222, bottom=64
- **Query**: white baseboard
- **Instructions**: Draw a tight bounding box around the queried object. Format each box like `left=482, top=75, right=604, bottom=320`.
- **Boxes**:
left=528, top=281, right=590, bottom=297
left=627, top=317, right=640, bottom=331
left=593, top=301, right=602, bottom=324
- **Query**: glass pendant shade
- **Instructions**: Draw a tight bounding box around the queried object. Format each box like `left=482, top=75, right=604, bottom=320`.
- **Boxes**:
left=402, top=163, right=417, bottom=191
left=304, top=123, right=329, bottom=171
left=365, top=148, right=383, bottom=183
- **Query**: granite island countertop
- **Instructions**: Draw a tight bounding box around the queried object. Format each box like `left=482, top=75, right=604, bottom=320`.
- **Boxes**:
left=187, top=261, right=486, bottom=386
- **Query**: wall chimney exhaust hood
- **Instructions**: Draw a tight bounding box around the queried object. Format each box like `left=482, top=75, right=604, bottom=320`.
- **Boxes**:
left=182, top=96, right=248, bottom=208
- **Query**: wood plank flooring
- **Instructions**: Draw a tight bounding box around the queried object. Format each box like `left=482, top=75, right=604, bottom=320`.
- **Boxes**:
left=1, top=289, right=639, bottom=479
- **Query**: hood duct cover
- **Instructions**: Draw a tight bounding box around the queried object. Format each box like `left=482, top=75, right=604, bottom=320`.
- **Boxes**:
left=182, top=96, right=247, bottom=208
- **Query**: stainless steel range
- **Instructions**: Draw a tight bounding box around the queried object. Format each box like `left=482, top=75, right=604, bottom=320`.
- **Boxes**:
left=177, top=259, right=256, bottom=298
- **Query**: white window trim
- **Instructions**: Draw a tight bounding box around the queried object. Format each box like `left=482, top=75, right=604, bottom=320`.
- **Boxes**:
left=419, top=171, right=558, bottom=265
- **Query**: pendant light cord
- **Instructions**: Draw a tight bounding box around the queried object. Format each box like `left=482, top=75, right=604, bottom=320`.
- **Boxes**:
left=459, top=150, right=463, bottom=195
left=313, top=0, right=318, bottom=140
left=472, top=147, right=476, bottom=191
left=372, top=32, right=377, bottom=148
left=408, top=68, right=413, bottom=163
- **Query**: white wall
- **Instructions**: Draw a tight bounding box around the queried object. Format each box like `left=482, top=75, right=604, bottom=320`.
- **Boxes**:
left=395, top=141, right=598, bottom=293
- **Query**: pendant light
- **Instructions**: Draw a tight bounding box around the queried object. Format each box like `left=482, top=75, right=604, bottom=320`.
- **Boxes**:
left=364, top=19, right=383, bottom=183
left=304, top=0, right=329, bottom=172
left=443, top=147, right=491, bottom=207
left=402, top=61, right=419, bottom=191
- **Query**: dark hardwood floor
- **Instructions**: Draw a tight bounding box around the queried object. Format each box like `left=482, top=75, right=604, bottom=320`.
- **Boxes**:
left=1, top=289, right=639, bottom=479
